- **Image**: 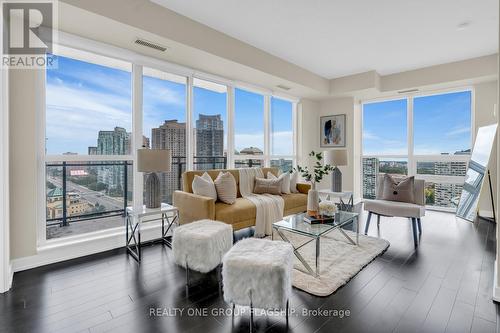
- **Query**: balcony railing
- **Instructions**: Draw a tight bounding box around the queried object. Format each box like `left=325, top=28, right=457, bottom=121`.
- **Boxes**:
left=45, top=156, right=228, bottom=232
left=46, top=161, right=132, bottom=227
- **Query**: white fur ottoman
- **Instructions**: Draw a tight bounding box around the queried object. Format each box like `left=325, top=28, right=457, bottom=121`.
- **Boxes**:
left=222, top=238, right=293, bottom=311
left=172, top=219, right=233, bottom=275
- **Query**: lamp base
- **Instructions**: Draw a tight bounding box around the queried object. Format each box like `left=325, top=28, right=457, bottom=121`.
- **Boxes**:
left=145, top=172, right=161, bottom=208
left=331, top=167, right=342, bottom=192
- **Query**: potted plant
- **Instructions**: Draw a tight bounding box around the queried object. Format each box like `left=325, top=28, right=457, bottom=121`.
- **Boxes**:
left=293, top=151, right=334, bottom=216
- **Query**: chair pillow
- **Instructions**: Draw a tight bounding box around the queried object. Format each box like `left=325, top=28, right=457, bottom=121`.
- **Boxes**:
left=267, top=172, right=291, bottom=194
left=381, top=174, right=415, bottom=204
left=192, top=172, right=217, bottom=200
left=253, top=177, right=283, bottom=195
left=214, top=172, right=237, bottom=204
left=289, top=171, right=299, bottom=193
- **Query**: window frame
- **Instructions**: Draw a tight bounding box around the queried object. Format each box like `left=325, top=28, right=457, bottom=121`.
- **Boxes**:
left=39, top=31, right=298, bottom=246
left=360, top=87, right=474, bottom=211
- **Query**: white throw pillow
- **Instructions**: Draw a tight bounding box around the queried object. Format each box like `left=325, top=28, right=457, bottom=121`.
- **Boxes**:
left=214, top=172, right=237, bottom=204
left=267, top=172, right=291, bottom=194
left=289, top=171, right=299, bottom=193
left=192, top=172, right=217, bottom=200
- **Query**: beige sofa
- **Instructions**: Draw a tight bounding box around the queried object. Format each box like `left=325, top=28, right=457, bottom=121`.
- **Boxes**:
left=172, top=168, right=310, bottom=230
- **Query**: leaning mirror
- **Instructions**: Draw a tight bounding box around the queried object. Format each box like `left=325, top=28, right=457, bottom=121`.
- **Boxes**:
left=456, top=124, right=498, bottom=222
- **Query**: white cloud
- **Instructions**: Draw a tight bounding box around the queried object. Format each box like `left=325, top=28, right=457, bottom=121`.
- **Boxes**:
left=446, top=126, right=470, bottom=137
left=143, top=79, right=185, bottom=106
left=46, top=83, right=132, bottom=153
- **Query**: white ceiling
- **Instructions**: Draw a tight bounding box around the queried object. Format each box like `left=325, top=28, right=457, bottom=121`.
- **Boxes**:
left=151, top=0, right=498, bottom=79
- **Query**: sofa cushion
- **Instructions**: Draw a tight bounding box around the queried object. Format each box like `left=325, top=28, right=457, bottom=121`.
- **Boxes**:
left=182, top=168, right=280, bottom=197
left=215, top=198, right=256, bottom=225
left=214, top=172, right=237, bottom=204
left=289, top=171, right=299, bottom=193
left=364, top=199, right=425, bottom=218
left=267, top=172, right=291, bottom=194
left=192, top=172, right=217, bottom=200
left=283, top=193, right=307, bottom=211
left=215, top=193, right=307, bottom=226
left=254, top=177, right=282, bottom=195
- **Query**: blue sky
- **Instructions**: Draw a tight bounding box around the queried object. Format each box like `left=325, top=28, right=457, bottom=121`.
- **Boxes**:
left=47, top=54, right=293, bottom=156
left=363, top=91, right=471, bottom=155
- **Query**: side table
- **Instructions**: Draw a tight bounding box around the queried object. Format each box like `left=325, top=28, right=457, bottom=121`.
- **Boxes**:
left=126, top=203, right=179, bottom=262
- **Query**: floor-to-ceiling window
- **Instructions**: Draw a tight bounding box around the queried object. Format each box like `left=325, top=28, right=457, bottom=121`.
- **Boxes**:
left=362, top=90, right=472, bottom=210
left=270, top=97, right=295, bottom=173
left=142, top=67, right=187, bottom=204
left=45, top=47, right=133, bottom=240
left=234, top=87, right=265, bottom=168
left=192, top=78, right=228, bottom=170
left=43, top=41, right=298, bottom=243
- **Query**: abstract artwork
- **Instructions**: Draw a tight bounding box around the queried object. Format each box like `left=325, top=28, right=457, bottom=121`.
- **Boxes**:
left=320, top=114, right=346, bottom=148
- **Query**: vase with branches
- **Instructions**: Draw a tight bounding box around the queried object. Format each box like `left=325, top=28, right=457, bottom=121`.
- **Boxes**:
left=293, top=151, right=334, bottom=216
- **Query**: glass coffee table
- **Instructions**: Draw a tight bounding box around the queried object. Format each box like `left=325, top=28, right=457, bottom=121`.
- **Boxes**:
left=272, top=211, right=359, bottom=277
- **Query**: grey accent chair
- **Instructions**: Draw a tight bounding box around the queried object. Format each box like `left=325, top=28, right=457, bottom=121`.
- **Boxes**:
left=364, top=175, right=425, bottom=246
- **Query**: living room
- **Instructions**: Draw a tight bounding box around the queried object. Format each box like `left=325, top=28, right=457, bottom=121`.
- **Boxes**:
left=0, top=0, right=499, bottom=332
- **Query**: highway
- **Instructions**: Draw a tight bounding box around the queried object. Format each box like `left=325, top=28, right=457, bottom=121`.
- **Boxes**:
left=47, top=176, right=124, bottom=211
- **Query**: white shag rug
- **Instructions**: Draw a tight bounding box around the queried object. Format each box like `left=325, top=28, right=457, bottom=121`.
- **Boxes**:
left=270, top=229, right=389, bottom=297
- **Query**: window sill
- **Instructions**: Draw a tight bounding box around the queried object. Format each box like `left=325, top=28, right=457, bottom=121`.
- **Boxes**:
left=13, top=220, right=164, bottom=272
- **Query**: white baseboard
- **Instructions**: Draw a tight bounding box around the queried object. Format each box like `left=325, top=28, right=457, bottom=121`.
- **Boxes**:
left=493, top=260, right=500, bottom=303
left=7, top=262, right=12, bottom=290
left=12, top=222, right=165, bottom=273
left=0, top=262, right=13, bottom=293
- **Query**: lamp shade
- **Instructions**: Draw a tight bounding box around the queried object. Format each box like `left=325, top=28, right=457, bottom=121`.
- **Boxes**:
left=323, top=149, right=348, bottom=167
left=137, top=149, right=171, bottom=172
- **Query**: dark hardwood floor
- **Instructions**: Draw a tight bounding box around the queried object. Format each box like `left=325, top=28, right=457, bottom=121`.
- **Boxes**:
left=1, top=210, right=499, bottom=333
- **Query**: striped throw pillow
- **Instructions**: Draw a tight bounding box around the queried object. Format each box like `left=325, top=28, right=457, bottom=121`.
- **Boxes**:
left=214, top=172, right=237, bottom=204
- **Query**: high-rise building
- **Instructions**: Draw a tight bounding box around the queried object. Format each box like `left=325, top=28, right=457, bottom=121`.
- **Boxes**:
left=363, top=158, right=379, bottom=199
left=142, top=136, right=150, bottom=149
left=93, top=127, right=131, bottom=192
left=195, top=114, right=224, bottom=170
left=88, top=146, right=97, bottom=155
left=434, top=161, right=467, bottom=207
left=152, top=120, right=186, bottom=203
left=96, top=127, right=130, bottom=155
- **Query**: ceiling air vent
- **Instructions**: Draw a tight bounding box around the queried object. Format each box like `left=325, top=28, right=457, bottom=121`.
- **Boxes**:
left=276, top=84, right=291, bottom=91
left=134, top=38, right=168, bottom=52
left=398, top=88, right=419, bottom=94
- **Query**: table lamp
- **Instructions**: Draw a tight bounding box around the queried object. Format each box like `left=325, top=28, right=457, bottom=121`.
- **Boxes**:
left=323, top=149, right=348, bottom=192
left=137, top=148, right=171, bottom=208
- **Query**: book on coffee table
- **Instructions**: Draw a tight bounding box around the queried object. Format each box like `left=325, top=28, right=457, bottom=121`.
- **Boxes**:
left=303, top=215, right=335, bottom=224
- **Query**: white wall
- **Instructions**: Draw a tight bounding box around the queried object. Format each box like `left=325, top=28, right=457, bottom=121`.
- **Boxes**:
left=299, top=97, right=355, bottom=193
left=0, top=19, right=11, bottom=293
left=9, top=69, right=43, bottom=259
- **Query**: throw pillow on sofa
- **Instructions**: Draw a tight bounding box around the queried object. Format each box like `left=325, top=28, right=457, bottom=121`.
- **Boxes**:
left=192, top=172, right=217, bottom=200
left=214, top=172, right=237, bottom=204
left=253, top=177, right=283, bottom=195
left=380, top=174, right=415, bottom=204
left=289, top=171, right=299, bottom=193
left=267, top=171, right=291, bottom=194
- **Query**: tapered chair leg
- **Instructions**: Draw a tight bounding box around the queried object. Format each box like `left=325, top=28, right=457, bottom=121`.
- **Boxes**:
left=377, top=214, right=381, bottom=227
left=365, top=212, right=372, bottom=235
left=417, top=218, right=422, bottom=234
left=285, top=299, right=289, bottom=328
left=249, top=290, right=253, bottom=333
left=411, top=218, right=418, bottom=247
